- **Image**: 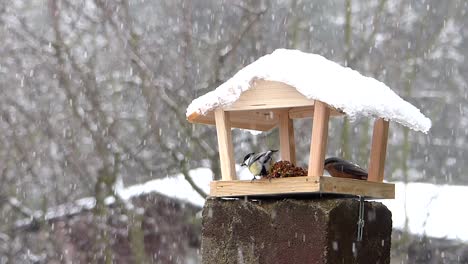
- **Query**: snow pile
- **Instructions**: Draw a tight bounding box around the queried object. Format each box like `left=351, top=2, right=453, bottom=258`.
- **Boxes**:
left=18, top=167, right=467, bottom=242
left=127, top=168, right=468, bottom=241
left=119, top=167, right=468, bottom=242
left=120, top=167, right=468, bottom=241
left=382, top=182, right=468, bottom=241
left=14, top=167, right=250, bottom=228
left=14, top=197, right=97, bottom=228
left=118, top=167, right=213, bottom=206
left=187, top=49, right=431, bottom=133
left=117, top=165, right=253, bottom=206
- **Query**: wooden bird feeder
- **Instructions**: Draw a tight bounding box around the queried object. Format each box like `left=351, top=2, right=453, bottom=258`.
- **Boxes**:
left=186, top=49, right=431, bottom=199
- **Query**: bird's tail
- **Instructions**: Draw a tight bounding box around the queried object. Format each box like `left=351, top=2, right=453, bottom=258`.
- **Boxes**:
left=266, top=150, right=278, bottom=157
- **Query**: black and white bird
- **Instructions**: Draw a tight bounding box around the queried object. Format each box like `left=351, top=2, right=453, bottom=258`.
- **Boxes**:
left=241, top=150, right=278, bottom=180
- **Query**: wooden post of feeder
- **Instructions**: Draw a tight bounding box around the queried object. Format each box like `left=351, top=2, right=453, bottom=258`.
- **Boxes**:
left=308, top=101, right=330, bottom=179
left=279, top=110, right=296, bottom=165
left=368, top=118, right=389, bottom=182
left=214, top=109, right=236, bottom=181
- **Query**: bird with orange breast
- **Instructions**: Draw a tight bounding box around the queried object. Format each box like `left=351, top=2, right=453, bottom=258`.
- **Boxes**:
left=324, top=157, right=368, bottom=180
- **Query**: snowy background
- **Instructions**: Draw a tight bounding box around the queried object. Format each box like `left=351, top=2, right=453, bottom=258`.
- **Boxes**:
left=122, top=168, right=468, bottom=242
left=1, top=0, right=467, bottom=263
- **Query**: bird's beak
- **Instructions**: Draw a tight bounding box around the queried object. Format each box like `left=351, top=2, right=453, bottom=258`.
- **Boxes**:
left=241, top=163, right=246, bottom=167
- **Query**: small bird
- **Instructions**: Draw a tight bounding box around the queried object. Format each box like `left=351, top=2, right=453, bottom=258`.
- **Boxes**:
left=241, top=150, right=278, bottom=180
left=324, top=157, right=368, bottom=180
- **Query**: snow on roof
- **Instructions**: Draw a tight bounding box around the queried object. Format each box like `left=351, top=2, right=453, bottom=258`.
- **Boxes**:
left=186, top=49, right=431, bottom=133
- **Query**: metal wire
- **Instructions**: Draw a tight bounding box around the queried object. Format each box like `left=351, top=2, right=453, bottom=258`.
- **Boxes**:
left=357, top=196, right=365, bottom=241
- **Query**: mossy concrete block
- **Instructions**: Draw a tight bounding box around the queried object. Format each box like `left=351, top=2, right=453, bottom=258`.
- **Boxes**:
left=201, top=198, right=391, bottom=264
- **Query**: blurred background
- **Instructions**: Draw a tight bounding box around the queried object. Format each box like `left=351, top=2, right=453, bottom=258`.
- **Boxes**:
left=0, top=0, right=467, bottom=263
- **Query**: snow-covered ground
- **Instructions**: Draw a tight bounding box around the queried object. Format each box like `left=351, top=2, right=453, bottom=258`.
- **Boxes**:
left=118, top=166, right=252, bottom=207
left=383, top=182, right=468, bottom=241
left=17, top=167, right=466, bottom=242
left=117, top=167, right=213, bottom=207
left=127, top=167, right=468, bottom=242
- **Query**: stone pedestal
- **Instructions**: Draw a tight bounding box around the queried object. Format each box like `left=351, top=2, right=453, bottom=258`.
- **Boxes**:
left=201, top=198, right=392, bottom=264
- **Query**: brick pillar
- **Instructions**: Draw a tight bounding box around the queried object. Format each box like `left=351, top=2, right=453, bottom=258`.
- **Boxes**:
left=201, top=198, right=392, bottom=264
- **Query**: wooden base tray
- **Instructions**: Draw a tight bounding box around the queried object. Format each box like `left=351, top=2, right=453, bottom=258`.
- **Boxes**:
left=210, top=176, right=395, bottom=199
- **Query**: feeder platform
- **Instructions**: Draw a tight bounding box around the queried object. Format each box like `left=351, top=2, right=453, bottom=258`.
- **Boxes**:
left=210, top=176, right=395, bottom=199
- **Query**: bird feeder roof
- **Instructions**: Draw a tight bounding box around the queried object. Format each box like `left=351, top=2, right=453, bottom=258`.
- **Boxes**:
left=186, top=49, right=432, bottom=133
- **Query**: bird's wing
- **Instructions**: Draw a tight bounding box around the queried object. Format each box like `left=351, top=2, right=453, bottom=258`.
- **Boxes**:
left=248, top=152, right=266, bottom=165
left=334, top=161, right=368, bottom=177
left=250, top=151, right=275, bottom=165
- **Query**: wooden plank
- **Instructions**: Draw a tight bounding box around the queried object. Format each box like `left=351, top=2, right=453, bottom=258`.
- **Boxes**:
left=319, top=177, right=395, bottom=199
left=368, top=118, right=389, bottom=182
left=288, top=106, right=315, bottom=119
left=210, top=177, right=320, bottom=196
left=224, top=80, right=315, bottom=111
left=188, top=110, right=279, bottom=131
left=210, top=176, right=395, bottom=199
left=308, top=101, right=330, bottom=179
left=289, top=106, right=344, bottom=119
left=279, top=111, right=296, bottom=164
left=187, top=104, right=344, bottom=131
left=214, top=109, right=236, bottom=181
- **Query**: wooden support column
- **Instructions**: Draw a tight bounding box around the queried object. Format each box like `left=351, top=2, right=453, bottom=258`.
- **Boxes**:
left=202, top=199, right=392, bottom=263
left=214, top=109, right=236, bottom=181
left=308, top=101, right=330, bottom=179
left=368, top=118, right=389, bottom=182
left=279, top=111, right=296, bottom=165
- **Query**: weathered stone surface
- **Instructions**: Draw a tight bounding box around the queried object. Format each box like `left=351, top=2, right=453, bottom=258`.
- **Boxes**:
left=201, top=198, right=392, bottom=264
